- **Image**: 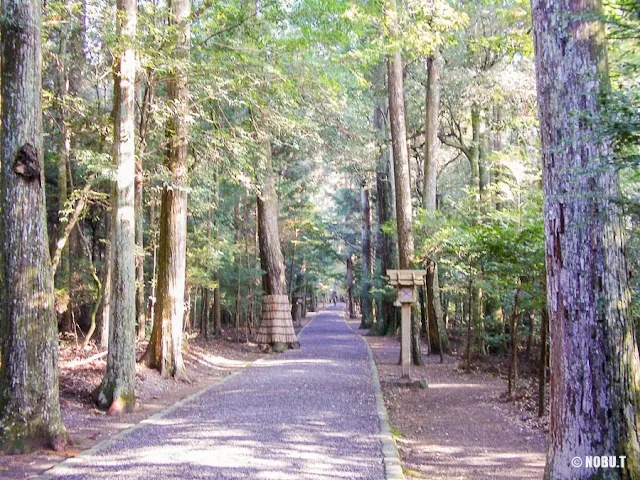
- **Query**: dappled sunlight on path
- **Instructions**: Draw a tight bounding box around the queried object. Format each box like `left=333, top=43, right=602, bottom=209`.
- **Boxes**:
left=42, top=304, right=385, bottom=480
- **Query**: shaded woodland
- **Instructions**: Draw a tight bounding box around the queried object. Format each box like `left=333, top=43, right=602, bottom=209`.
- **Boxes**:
left=1, top=0, right=639, bottom=477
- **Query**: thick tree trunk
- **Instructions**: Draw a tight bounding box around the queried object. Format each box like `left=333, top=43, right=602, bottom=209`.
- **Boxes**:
left=387, top=0, right=420, bottom=364
left=0, top=0, right=67, bottom=451
left=255, top=148, right=296, bottom=348
left=141, top=0, right=190, bottom=380
left=360, top=181, right=373, bottom=328
left=94, top=0, right=137, bottom=414
left=532, top=1, right=640, bottom=477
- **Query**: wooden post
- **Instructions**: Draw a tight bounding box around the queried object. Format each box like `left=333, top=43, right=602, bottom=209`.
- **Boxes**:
left=387, top=269, right=427, bottom=381
left=401, top=303, right=411, bottom=379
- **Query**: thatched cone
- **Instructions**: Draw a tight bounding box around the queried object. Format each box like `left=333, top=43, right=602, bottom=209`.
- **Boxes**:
left=257, top=294, right=297, bottom=348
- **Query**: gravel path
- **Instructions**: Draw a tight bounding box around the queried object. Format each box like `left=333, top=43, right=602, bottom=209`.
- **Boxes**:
left=44, top=305, right=385, bottom=480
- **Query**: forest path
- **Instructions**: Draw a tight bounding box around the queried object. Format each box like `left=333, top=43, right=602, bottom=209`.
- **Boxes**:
left=42, top=304, right=388, bottom=480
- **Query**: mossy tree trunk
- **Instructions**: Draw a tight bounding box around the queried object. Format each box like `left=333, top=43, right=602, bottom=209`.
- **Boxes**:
left=532, top=0, right=640, bottom=477
left=0, top=0, right=67, bottom=451
left=141, top=0, right=190, bottom=380
left=93, top=0, right=137, bottom=414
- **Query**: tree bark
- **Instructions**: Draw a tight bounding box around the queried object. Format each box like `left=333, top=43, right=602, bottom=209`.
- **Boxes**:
left=135, top=89, right=148, bottom=342
left=99, top=213, right=112, bottom=349
left=212, top=168, right=222, bottom=337
left=469, top=104, right=482, bottom=200
left=360, top=180, right=373, bottom=328
left=346, top=251, right=355, bottom=319
left=422, top=55, right=439, bottom=212
left=532, top=0, right=640, bottom=476
left=55, top=31, right=72, bottom=333
left=374, top=98, right=396, bottom=336
left=0, top=0, right=67, bottom=450
left=387, top=0, right=420, bottom=364
left=255, top=143, right=296, bottom=348
left=141, top=0, right=190, bottom=380
left=422, top=54, right=448, bottom=357
left=508, top=285, right=522, bottom=398
left=94, top=0, right=137, bottom=414
left=538, top=307, right=549, bottom=418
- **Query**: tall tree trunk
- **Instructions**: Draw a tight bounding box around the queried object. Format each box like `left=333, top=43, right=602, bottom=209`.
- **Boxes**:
left=508, top=285, right=522, bottom=398
left=0, top=0, right=67, bottom=450
left=201, top=288, right=209, bottom=338
left=141, top=0, right=190, bottom=380
left=532, top=1, right=640, bottom=476
left=346, top=251, right=355, bottom=319
left=255, top=143, right=296, bottom=349
left=99, top=213, right=112, bottom=349
left=360, top=180, right=373, bottom=328
left=465, top=281, right=473, bottom=371
left=374, top=97, right=396, bottom=336
left=469, top=104, right=482, bottom=200
left=94, top=0, right=137, bottom=414
left=387, top=0, right=420, bottom=364
left=422, top=54, right=448, bottom=357
left=55, top=32, right=72, bottom=333
left=135, top=81, right=152, bottom=342
left=525, top=311, right=534, bottom=361
left=212, top=168, right=222, bottom=337
left=213, top=278, right=222, bottom=336
left=422, top=54, right=439, bottom=212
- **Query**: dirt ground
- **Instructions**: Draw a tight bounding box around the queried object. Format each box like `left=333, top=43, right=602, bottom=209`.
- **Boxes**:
left=350, top=320, right=548, bottom=480
left=0, top=312, right=317, bottom=480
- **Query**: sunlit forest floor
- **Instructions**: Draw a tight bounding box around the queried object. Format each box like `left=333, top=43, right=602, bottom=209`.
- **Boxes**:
left=353, top=320, right=548, bottom=479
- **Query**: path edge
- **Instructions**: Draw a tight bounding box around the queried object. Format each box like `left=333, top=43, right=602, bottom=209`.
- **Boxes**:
left=37, top=359, right=256, bottom=479
left=356, top=324, right=405, bottom=480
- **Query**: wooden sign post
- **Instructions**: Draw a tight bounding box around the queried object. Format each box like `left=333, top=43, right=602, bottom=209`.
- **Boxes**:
left=387, top=270, right=427, bottom=379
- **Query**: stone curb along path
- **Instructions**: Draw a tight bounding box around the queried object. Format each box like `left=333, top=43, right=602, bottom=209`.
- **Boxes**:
left=361, top=337, right=405, bottom=480
left=39, top=305, right=403, bottom=480
left=343, top=308, right=405, bottom=480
